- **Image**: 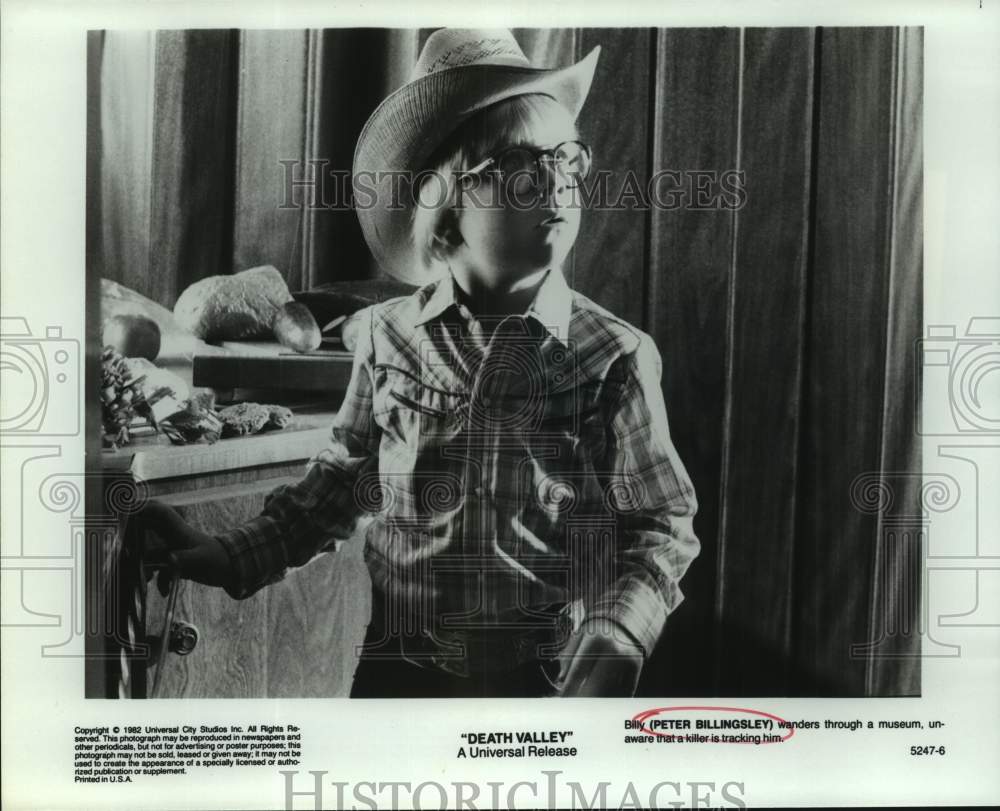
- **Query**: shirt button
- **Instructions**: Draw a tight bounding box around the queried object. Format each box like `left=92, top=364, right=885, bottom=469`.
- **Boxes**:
left=474, top=486, right=484, bottom=497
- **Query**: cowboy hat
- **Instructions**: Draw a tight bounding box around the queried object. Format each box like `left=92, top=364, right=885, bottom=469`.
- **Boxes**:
left=352, top=28, right=601, bottom=284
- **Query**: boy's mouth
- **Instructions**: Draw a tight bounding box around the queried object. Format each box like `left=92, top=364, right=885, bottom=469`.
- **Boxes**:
left=537, top=215, right=566, bottom=227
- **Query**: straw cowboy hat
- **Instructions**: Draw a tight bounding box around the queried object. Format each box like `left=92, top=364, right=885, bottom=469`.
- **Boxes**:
left=352, top=28, right=601, bottom=284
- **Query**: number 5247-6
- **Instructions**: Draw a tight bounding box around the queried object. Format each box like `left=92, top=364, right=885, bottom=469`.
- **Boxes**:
left=910, top=745, right=946, bottom=755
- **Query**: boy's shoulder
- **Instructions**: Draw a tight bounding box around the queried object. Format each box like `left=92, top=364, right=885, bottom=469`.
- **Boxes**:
left=567, top=287, right=648, bottom=351
left=367, top=279, right=440, bottom=321
left=363, top=281, right=438, bottom=342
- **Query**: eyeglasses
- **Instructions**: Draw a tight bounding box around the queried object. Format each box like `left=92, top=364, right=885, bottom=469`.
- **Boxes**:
left=461, top=140, right=593, bottom=191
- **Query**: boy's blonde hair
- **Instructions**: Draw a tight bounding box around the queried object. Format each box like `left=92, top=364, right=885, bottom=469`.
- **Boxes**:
left=410, top=93, right=579, bottom=273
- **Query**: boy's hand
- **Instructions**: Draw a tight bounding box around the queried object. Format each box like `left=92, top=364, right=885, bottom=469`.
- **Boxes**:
left=139, top=500, right=232, bottom=589
left=556, top=618, right=644, bottom=697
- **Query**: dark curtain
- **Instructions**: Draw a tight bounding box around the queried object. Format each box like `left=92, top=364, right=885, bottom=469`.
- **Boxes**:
left=89, top=27, right=923, bottom=696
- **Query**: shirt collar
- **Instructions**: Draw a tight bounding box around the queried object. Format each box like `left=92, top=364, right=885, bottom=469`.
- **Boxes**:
left=414, top=268, right=573, bottom=347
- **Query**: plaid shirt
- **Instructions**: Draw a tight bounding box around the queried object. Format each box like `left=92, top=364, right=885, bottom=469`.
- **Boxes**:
left=216, top=268, right=700, bottom=678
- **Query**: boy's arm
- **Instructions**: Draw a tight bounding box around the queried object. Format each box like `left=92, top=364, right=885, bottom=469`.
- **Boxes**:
left=214, top=307, right=381, bottom=599
left=587, top=332, right=701, bottom=660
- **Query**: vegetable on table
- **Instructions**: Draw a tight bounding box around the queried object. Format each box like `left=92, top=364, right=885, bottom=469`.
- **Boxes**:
left=272, top=301, right=322, bottom=353
left=102, top=313, right=161, bottom=361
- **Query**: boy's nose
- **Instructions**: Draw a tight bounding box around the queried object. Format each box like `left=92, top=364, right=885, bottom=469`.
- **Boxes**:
left=535, top=160, right=569, bottom=202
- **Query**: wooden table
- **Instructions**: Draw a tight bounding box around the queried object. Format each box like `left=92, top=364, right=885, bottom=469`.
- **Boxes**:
left=101, top=405, right=373, bottom=698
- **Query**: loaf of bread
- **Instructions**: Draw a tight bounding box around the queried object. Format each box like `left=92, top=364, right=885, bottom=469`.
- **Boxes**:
left=340, top=306, right=372, bottom=353
left=173, top=266, right=293, bottom=341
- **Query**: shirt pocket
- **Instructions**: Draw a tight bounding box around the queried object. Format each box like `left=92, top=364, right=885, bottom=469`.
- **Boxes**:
left=372, top=364, right=466, bottom=451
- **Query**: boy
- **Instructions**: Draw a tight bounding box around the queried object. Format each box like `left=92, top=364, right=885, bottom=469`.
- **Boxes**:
left=144, top=28, right=700, bottom=698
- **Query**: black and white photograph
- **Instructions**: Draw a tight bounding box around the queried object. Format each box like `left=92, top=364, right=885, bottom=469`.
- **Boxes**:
left=3, top=2, right=999, bottom=809
left=84, top=24, right=923, bottom=700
